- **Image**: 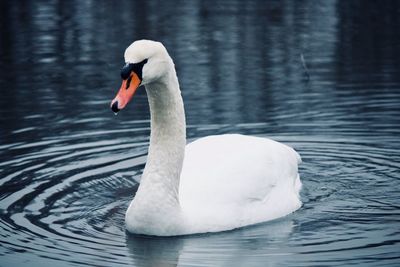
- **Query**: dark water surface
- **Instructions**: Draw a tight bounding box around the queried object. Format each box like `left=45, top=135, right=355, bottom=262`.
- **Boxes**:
left=1, top=1, right=400, bottom=266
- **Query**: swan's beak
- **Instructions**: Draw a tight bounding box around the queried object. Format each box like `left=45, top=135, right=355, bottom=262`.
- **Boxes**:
left=110, top=72, right=141, bottom=113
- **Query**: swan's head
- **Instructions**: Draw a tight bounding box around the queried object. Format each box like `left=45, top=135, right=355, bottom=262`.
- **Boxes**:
left=110, top=40, right=170, bottom=113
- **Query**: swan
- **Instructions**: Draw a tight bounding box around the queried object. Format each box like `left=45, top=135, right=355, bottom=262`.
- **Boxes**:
left=110, top=40, right=302, bottom=236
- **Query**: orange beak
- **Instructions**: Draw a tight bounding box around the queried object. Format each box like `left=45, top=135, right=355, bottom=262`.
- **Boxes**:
left=110, top=72, right=141, bottom=113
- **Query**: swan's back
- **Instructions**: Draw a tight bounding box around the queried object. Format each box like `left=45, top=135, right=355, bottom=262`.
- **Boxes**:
left=179, top=134, right=301, bottom=234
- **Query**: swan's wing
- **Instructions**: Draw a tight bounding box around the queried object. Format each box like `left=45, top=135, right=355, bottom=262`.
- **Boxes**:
left=179, top=134, right=301, bottom=211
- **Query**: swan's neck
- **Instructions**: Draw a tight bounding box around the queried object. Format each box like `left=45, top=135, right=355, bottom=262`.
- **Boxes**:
left=126, top=65, right=186, bottom=235
left=143, top=70, right=186, bottom=199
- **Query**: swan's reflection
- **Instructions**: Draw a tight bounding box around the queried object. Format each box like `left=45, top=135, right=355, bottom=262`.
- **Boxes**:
left=126, top=217, right=295, bottom=267
left=126, top=234, right=183, bottom=267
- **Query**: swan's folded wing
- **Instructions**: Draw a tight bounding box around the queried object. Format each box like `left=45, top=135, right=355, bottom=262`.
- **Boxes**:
left=179, top=134, right=300, bottom=211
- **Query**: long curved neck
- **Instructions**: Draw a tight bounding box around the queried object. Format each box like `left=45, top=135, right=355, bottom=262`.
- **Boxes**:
left=125, top=61, right=187, bottom=235
left=138, top=66, right=186, bottom=206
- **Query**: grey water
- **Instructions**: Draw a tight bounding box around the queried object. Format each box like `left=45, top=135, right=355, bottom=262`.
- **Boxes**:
left=1, top=1, right=400, bottom=266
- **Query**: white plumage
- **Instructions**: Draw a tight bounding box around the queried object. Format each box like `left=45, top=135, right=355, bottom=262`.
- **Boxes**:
left=115, top=40, right=302, bottom=236
left=180, top=134, right=302, bottom=234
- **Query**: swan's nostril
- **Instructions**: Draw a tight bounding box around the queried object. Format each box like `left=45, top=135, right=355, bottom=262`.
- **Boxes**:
left=111, top=101, right=120, bottom=113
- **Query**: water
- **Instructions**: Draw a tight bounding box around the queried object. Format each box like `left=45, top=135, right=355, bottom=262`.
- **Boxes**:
left=1, top=1, right=400, bottom=266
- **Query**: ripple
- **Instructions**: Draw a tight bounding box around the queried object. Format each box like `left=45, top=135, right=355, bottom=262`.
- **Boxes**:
left=1, top=125, right=399, bottom=266
left=0, top=131, right=144, bottom=266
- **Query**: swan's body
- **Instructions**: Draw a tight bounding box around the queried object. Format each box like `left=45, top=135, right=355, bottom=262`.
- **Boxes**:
left=111, top=40, right=302, bottom=236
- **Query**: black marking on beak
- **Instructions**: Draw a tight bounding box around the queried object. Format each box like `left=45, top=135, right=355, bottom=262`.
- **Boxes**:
left=120, top=59, right=148, bottom=80
left=126, top=75, right=132, bottom=89
left=121, top=63, right=133, bottom=80
left=111, top=101, right=120, bottom=113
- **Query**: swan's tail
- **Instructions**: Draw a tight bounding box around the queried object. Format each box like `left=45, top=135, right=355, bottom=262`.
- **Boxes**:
left=286, top=145, right=302, bottom=164
left=294, top=150, right=302, bottom=197
left=294, top=174, right=302, bottom=197
left=295, top=150, right=302, bottom=164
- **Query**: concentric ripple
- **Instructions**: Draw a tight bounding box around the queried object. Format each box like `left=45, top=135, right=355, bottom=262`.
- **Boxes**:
left=0, top=126, right=149, bottom=266
left=1, top=121, right=400, bottom=266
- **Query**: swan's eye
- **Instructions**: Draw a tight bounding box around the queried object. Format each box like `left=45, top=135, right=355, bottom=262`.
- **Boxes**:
left=132, top=59, right=148, bottom=80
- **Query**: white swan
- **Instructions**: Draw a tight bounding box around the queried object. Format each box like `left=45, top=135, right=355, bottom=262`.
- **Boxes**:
left=110, top=40, right=302, bottom=236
